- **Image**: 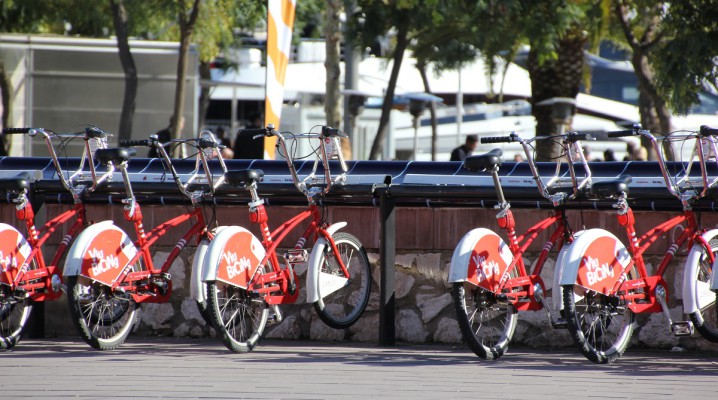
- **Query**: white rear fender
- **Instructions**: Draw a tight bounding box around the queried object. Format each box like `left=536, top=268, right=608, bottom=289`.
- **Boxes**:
left=201, top=226, right=265, bottom=289
left=306, top=222, right=347, bottom=303
left=63, top=221, right=137, bottom=285
left=557, top=229, right=631, bottom=295
left=551, top=230, right=585, bottom=311
left=190, top=226, right=229, bottom=302
left=684, top=229, right=718, bottom=313
left=0, top=223, right=32, bottom=286
left=448, top=228, right=513, bottom=289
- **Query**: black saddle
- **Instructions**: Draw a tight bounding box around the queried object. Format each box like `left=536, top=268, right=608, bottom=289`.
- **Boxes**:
left=225, top=169, right=264, bottom=187
left=95, top=148, right=136, bottom=165
left=0, top=172, right=32, bottom=192
left=591, top=175, right=632, bottom=199
left=463, top=149, right=503, bottom=172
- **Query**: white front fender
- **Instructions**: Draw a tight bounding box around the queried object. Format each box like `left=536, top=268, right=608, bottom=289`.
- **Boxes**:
left=190, top=226, right=229, bottom=303
left=306, top=222, right=347, bottom=303
left=684, top=229, right=718, bottom=313
left=63, top=220, right=136, bottom=280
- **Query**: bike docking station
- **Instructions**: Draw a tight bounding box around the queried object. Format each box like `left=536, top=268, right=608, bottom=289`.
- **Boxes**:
left=1, top=154, right=717, bottom=344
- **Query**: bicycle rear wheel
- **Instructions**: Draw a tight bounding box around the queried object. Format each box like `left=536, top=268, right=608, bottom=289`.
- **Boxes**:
left=67, top=275, right=136, bottom=350
left=313, top=232, right=371, bottom=329
left=452, top=282, right=517, bottom=360
left=563, top=284, right=634, bottom=364
left=207, top=273, right=269, bottom=353
left=0, top=289, right=32, bottom=350
left=687, top=239, right=718, bottom=342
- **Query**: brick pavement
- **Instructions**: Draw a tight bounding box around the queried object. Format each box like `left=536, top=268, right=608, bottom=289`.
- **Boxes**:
left=1, top=338, right=717, bottom=399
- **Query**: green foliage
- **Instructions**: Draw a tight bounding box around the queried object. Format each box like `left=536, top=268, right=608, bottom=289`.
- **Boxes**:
left=655, top=0, right=718, bottom=113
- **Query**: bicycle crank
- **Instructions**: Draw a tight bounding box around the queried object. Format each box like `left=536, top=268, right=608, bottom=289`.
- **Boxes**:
left=655, top=284, right=695, bottom=337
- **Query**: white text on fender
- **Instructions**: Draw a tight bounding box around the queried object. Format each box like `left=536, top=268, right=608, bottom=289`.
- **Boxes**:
left=223, top=251, right=252, bottom=280
left=88, top=248, right=120, bottom=277
left=583, top=255, right=615, bottom=285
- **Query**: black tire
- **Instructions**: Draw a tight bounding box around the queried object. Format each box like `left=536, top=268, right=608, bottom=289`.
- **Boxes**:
left=196, top=297, right=215, bottom=326
left=207, top=279, right=269, bottom=353
left=687, top=239, right=718, bottom=342
left=313, top=232, right=371, bottom=329
left=0, top=292, right=32, bottom=350
left=562, top=284, right=634, bottom=364
left=452, top=282, right=517, bottom=360
left=67, top=275, right=136, bottom=350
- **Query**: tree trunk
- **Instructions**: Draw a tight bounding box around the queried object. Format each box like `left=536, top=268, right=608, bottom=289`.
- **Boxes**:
left=417, top=61, right=438, bottom=161
left=528, top=32, right=585, bottom=161
left=198, top=61, right=211, bottom=130
left=110, top=0, right=138, bottom=143
left=615, top=1, right=671, bottom=161
left=325, top=0, right=350, bottom=158
left=170, top=0, right=202, bottom=157
left=368, top=14, right=409, bottom=160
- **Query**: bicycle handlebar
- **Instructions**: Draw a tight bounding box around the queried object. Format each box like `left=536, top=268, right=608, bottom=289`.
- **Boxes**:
left=700, top=125, right=718, bottom=137
left=119, top=139, right=152, bottom=147
left=2, top=127, right=31, bottom=134
left=481, top=135, right=516, bottom=144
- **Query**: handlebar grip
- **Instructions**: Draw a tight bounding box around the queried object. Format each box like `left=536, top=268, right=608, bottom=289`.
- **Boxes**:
left=238, top=128, right=271, bottom=137
left=481, top=136, right=513, bottom=144
left=322, top=126, right=348, bottom=138
left=566, top=132, right=592, bottom=143
left=2, top=128, right=31, bottom=134
left=198, top=138, right=219, bottom=149
left=119, top=139, right=151, bottom=147
left=607, top=130, right=636, bottom=138
left=85, top=127, right=107, bottom=139
left=700, top=125, right=718, bottom=137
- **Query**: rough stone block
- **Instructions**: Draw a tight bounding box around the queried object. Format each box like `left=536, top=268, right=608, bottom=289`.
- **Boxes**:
left=396, top=309, right=429, bottom=342
left=416, top=293, right=452, bottom=323
left=433, top=317, right=462, bottom=344
left=140, top=303, right=175, bottom=330
left=266, top=315, right=302, bottom=339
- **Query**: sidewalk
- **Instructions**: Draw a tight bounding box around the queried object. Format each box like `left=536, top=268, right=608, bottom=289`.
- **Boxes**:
left=2, top=338, right=717, bottom=399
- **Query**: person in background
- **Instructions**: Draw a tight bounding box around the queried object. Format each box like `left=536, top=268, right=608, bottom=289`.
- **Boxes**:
left=604, top=148, right=617, bottom=161
left=233, top=112, right=264, bottom=159
left=450, top=134, right=478, bottom=161
left=214, top=126, right=234, bottom=159
left=513, top=153, right=524, bottom=162
left=148, top=116, right=183, bottom=158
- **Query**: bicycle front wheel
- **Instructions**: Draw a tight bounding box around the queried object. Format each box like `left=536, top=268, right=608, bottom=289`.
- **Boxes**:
left=313, top=232, right=371, bottom=329
left=452, top=282, right=517, bottom=360
left=0, top=290, right=32, bottom=350
left=67, top=275, right=136, bottom=350
left=563, top=284, right=634, bottom=364
left=207, top=279, right=269, bottom=353
left=686, top=239, right=718, bottom=342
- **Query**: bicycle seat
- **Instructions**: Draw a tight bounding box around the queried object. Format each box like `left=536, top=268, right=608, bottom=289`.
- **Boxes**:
left=225, top=169, right=264, bottom=187
left=463, top=149, right=503, bottom=172
left=95, top=148, right=136, bottom=165
left=591, top=175, right=632, bottom=199
left=0, top=172, right=32, bottom=192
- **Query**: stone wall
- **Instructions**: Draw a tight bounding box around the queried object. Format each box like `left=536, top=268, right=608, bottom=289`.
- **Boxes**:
left=5, top=203, right=718, bottom=351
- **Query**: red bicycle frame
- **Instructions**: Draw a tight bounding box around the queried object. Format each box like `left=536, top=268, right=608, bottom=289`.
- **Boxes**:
left=613, top=206, right=711, bottom=313
left=496, top=208, right=570, bottom=311
left=246, top=201, right=349, bottom=305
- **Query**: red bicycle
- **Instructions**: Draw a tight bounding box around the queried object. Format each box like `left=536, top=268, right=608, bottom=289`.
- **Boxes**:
left=561, top=125, right=718, bottom=363
left=200, top=125, right=372, bottom=353
left=63, top=131, right=227, bottom=350
left=0, top=126, right=109, bottom=349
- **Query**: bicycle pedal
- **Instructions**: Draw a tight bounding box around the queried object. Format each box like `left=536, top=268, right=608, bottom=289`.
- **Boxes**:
left=671, top=321, right=695, bottom=337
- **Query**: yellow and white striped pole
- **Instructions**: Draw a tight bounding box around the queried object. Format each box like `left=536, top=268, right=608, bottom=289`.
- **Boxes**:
left=264, top=0, right=296, bottom=159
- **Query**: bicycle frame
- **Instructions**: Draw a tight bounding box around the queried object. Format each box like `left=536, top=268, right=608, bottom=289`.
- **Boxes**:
left=3, top=128, right=109, bottom=301
left=600, top=131, right=718, bottom=313
left=468, top=133, right=592, bottom=311
left=101, top=134, right=227, bottom=303
left=245, top=201, right=348, bottom=305
left=614, top=208, right=710, bottom=313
